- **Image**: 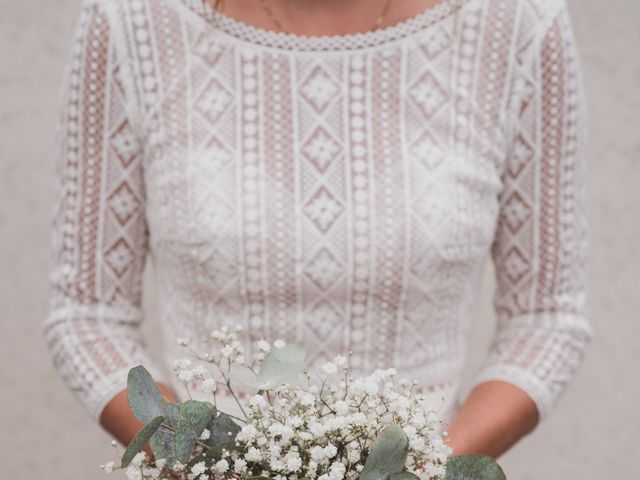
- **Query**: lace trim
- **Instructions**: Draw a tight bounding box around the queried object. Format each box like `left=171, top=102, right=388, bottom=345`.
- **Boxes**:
left=176, top=0, right=471, bottom=52
left=44, top=304, right=143, bottom=325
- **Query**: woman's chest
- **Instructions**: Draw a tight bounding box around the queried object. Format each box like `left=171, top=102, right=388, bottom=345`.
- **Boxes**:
left=141, top=39, right=507, bottom=295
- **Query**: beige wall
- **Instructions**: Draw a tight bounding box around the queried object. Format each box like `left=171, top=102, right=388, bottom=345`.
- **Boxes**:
left=1, top=0, right=638, bottom=478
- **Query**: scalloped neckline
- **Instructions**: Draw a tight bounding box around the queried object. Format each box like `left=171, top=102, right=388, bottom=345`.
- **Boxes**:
left=177, top=0, right=469, bottom=52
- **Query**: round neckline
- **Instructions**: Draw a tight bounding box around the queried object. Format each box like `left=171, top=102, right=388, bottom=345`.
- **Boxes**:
left=178, top=0, right=468, bottom=52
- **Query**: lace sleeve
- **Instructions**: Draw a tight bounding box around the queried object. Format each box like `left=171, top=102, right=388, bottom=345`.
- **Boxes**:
left=43, top=0, right=166, bottom=422
left=469, top=2, right=594, bottom=422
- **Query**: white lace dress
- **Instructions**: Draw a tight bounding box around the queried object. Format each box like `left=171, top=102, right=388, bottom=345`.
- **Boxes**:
left=44, top=0, right=594, bottom=429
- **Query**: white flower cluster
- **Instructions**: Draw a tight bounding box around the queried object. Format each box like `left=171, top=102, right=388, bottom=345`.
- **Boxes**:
left=102, top=452, right=169, bottom=480
left=227, top=364, right=451, bottom=480
left=101, top=327, right=452, bottom=480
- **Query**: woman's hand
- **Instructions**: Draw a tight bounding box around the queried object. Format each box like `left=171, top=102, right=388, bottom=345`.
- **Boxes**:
left=445, top=380, right=539, bottom=458
left=99, top=382, right=178, bottom=455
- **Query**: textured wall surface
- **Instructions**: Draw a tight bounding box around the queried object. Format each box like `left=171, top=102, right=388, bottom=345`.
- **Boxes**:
left=0, top=1, right=638, bottom=478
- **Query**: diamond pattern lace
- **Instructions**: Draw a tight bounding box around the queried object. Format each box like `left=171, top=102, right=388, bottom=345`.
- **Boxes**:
left=44, top=0, right=593, bottom=423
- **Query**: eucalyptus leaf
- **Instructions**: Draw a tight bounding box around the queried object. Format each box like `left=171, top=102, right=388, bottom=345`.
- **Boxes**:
left=127, top=366, right=167, bottom=423
left=148, top=402, right=180, bottom=468
left=445, top=455, right=506, bottom=480
left=390, top=472, right=420, bottom=480
left=236, top=342, right=305, bottom=390
left=126, top=366, right=185, bottom=466
left=121, top=416, right=164, bottom=468
left=187, top=439, right=241, bottom=469
left=359, top=425, right=409, bottom=480
left=208, top=411, right=241, bottom=445
left=174, top=400, right=215, bottom=464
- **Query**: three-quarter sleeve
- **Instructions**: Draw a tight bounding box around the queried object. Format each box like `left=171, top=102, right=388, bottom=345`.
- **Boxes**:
left=469, top=2, right=594, bottom=422
left=43, top=1, right=166, bottom=422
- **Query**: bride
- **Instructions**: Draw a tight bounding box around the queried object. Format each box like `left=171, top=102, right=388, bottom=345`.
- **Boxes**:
left=43, top=0, right=594, bottom=459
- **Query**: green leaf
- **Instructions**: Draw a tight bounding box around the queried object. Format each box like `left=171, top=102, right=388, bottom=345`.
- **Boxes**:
left=360, top=425, right=409, bottom=480
left=174, top=400, right=215, bottom=464
left=208, top=411, right=241, bottom=445
left=236, top=342, right=305, bottom=390
left=126, top=366, right=189, bottom=466
left=445, top=455, right=506, bottom=480
left=390, top=472, right=420, bottom=480
left=127, top=366, right=166, bottom=423
left=187, top=440, right=241, bottom=469
left=121, top=416, right=164, bottom=468
left=149, top=402, right=180, bottom=468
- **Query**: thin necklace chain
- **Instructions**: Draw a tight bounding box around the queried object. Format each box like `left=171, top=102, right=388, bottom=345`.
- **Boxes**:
left=255, top=0, right=395, bottom=34
left=206, top=1, right=465, bottom=38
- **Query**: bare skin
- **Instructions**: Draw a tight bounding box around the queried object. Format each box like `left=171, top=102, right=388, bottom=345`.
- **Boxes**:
left=445, top=381, right=539, bottom=458
left=209, top=0, right=444, bottom=35
left=99, top=0, right=539, bottom=460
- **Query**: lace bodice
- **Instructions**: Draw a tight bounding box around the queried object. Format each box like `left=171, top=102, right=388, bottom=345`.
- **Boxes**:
left=44, top=0, right=594, bottom=425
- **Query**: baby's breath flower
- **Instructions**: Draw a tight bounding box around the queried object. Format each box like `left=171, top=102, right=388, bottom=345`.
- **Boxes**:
left=200, top=378, right=218, bottom=394
left=192, top=365, right=209, bottom=379
left=333, top=355, right=348, bottom=367
left=249, top=394, right=267, bottom=410
left=177, top=369, right=194, bottom=383
left=333, top=400, right=349, bottom=416
left=234, top=458, right=248, bottom=473
left=310, top=445, right=325, bottom=462
left=329, top=461, right=346, bottom=480
left=285, top=415, right=303, bottom=428
left=130, top=452, right=147, bottom=467
left=101, top=461, right=116, bottom=473
left=214, top=459, right=229, bottom=474
left=172, top=358, right=192, bottom=371
left=347, top=448, right=360, bottom=463
left=321, top=362, right=338, bottom=375
left=363, top=380, right=378, bottom=395
left=299, top=392, right=315, bottom=407
left=191, top=461, right=207, bottom=476
left=245, top=446, right=263, bottom=462
left=237, top=424, right=258, bottom=443
left=323, top=443, right=338, bottom=459
left=273, top=339, right=286, bottom=348
left=286, top=454, right=302, bottom=472
left=257, top=339, right=271, bottom=352
left=199, top=428, right=211, bottom=441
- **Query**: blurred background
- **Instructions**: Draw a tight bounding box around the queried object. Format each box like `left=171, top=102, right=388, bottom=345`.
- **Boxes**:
left=1, top=0, right=638, bottom=478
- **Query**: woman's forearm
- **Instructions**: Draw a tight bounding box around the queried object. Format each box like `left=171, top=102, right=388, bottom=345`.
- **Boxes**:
left=98, top=380, right=536, bottom=459
left=99, top=382, right=178, bottom=453
left=445, top=380, right=539, bottom=459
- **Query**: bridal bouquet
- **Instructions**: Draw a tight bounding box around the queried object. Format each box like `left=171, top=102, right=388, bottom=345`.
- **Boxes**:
left=101, top=326, right=505, bottom=480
